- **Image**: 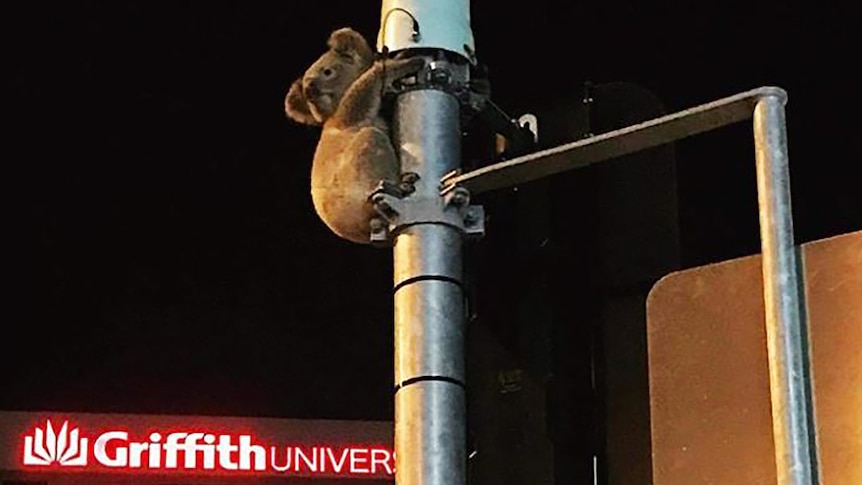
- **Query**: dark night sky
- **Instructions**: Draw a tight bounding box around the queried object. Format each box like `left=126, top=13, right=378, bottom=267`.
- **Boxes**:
left=4, top=0, right=860, bottom=426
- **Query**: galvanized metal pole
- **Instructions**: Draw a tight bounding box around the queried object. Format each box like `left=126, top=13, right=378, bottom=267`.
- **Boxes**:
left=392, top=90, right=467, bottom=485
left=376, top=2, right=477, bottom=485
left=753, top=91, right=819, bottom=485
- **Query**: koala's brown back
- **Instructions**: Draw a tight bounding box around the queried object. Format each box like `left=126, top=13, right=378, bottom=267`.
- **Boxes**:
left=311, top=123, right=399, bottom=243
left=284, top=28, right=425, bottom=244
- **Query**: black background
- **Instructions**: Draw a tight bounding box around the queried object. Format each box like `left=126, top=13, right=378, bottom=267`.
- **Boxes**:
left=4, top=1, right=860, bottom=481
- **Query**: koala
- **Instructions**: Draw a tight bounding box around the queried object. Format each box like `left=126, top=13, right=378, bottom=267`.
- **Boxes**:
left=284, top=27, right=426, bottom=244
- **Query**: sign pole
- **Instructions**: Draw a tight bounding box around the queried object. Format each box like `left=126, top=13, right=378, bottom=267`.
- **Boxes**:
left=390, top=89, right=467, bottom=485
left=375, top=2, right=479, bottom=485
left=753, top=92, right=819, bottom=485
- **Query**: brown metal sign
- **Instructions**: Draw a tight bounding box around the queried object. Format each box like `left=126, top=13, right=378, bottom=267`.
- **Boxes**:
left=647, top=230, right=862, bottom=484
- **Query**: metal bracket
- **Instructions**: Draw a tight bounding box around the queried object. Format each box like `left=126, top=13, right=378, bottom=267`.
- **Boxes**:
left=390, top=57, right=471, bottom=96
left=444, top=86, right=788, bottom=195
left=518, top=114, right=538, bottom=142
left=369, top=172, right=484, bottom=244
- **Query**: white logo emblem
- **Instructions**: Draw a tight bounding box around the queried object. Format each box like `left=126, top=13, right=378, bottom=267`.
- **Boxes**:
left=23, top=420, right=88, bottom=466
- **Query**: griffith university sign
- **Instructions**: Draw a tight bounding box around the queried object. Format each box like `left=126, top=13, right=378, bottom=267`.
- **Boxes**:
left=0, top=410, right=394, bottom=482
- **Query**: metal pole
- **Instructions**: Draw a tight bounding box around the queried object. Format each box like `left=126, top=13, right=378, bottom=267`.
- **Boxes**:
left=753, top=92, right=819, bottom=485
left=391, top=90, right=467, bottom=485
left=375, top=3, right=476, bottom=484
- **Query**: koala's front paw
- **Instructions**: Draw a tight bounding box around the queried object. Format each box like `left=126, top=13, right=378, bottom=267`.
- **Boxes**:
left=384, top=56, right=427, bottom=85
left=403, top=56, right=427, bottom=71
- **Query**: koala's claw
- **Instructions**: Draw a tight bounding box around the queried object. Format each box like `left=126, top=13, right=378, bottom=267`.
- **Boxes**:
left=369, top=171, right=421, bottom=201
left=370, top=179, right=405, bottom=199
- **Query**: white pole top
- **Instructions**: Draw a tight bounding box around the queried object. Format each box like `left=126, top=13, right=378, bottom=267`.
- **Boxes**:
left=377, top=0, right=475, bottom=62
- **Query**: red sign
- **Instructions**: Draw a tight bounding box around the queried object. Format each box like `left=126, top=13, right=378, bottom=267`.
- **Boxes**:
left=1, top=411, right=393, bottom=481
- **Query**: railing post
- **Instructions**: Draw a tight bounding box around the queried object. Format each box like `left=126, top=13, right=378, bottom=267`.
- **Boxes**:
left=753, top=91, right=819, bottom=485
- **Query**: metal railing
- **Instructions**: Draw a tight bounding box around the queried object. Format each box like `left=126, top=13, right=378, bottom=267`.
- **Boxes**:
left=445, top=86, right=819, bottom=485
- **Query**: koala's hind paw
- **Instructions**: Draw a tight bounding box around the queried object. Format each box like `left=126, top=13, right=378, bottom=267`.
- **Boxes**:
left=369, top=179, right=405, bottom=199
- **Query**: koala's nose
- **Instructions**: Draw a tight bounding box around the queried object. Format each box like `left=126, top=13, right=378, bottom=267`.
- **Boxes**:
left=303, top=79, right=321, bottom=98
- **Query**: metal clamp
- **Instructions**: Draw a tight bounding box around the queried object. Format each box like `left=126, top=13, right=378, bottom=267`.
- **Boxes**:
left=369, top=172, right=484, bottom=244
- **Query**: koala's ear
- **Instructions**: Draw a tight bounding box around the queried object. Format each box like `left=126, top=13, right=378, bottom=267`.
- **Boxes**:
left=284, top=78, right=320, bottom=126
left=328, top=27, right=373, bottom=63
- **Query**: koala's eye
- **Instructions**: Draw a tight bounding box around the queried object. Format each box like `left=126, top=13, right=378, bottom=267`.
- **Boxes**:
left=322, top=67, right=335, bottom=77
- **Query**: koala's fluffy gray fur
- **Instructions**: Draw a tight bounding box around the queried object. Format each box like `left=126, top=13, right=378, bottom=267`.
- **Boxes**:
left=284, top=27, right=425, bottom=243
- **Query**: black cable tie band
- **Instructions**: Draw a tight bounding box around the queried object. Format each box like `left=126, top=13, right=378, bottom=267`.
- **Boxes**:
left=393, top=275, right=464, bottom=294
left=395, top=376, right=466, bottom=392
